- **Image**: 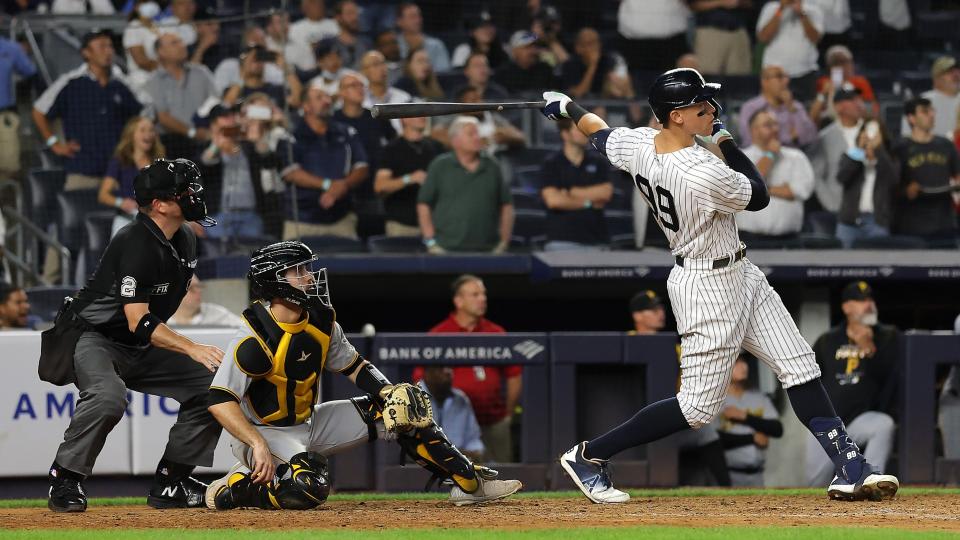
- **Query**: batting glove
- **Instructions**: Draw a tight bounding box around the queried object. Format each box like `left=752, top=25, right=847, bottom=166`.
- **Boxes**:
left=697, top=118, right=733, bottom=146
left=541, top=91, right=572, bottom=121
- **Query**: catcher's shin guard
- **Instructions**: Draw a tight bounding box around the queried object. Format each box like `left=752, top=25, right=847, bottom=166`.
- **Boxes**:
left=273, top=453, right=330, bottom=510
left=397, top=423, right=498, bottom=493
left=215, top=471, right=275, bottom=510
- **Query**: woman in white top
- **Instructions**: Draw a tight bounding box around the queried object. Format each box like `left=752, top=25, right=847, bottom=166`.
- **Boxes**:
left=123, top=1, right=163, bottom=92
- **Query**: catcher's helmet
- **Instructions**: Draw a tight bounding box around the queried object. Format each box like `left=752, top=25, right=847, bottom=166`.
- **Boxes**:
left=134, top=158, right=216, bottom=226
left=648, top=68, right=722, bottom=125
left=248, top=241, right=331, bottom=308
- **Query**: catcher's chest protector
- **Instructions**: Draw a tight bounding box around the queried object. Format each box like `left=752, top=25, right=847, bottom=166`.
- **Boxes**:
left=238, top=302, right=335, bottom=426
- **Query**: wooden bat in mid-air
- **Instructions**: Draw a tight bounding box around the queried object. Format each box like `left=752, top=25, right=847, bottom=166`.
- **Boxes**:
left=370, top=101, right=547, bottom=119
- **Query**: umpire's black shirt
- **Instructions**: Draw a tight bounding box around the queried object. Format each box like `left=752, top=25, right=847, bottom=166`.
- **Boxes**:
left=72, top=212, right=197, bottom=346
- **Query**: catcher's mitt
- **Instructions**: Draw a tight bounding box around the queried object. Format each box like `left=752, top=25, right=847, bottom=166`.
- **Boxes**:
left=379, top=383, right=434, bottom=432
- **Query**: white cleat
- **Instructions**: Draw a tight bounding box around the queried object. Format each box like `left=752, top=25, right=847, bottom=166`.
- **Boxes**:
left=828, top=468, right=899, bottom=501
left=559, top=442, right=630, bottom=504
left=449, top=478, right=523, bottom=506
left=205, top=461, right=244, bottom=510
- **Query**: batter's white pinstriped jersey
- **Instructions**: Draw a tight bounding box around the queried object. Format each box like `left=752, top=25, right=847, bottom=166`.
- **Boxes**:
left=605, top=127, right=750, bottom=259
left=597, top=125, right=821, bottom=428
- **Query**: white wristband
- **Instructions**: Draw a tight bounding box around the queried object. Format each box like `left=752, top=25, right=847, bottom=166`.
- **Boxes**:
left=45, top=135, right=58, bottom=148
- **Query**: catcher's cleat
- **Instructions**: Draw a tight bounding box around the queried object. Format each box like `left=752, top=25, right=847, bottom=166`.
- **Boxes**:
left=205, top=462, right=245, bottom=510
left=147, top=476, right=208, bottom=509
left=559, top=442, right=630, bottom=504
left=449, top=478, right=523, bottom=506
left=827, top=465, right=899, bottom=501
left=47, top=464, right=87, bottom=513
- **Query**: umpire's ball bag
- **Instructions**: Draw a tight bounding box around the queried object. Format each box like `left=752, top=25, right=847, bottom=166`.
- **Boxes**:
left=38, top=297, right=87, bottom=386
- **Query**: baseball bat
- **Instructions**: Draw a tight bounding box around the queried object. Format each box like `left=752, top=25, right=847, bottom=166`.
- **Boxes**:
left=370, top=101, right=547, bottom=119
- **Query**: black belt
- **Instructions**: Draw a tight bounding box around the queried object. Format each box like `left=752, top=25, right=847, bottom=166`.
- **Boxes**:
left=675, top=247, right=746, bottom=269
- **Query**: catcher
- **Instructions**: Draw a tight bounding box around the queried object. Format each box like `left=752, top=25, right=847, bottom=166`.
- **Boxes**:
left=205, top=241, right=522, bottom=509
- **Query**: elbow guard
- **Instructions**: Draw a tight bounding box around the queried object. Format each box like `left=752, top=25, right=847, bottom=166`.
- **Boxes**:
left=134, top=312, right=163, bottom=341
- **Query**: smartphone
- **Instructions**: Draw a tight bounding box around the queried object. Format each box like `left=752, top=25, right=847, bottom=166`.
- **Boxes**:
left=246, top=104, right=272, bottom=121
left=255, top=49, right=277, bottom=63
left=864, top=121, right=879, bottom=139
left=830, top=67, right=844, bottom=88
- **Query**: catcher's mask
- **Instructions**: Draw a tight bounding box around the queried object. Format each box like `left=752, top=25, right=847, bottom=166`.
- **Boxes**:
left=248, top=241, right=330, bottom=308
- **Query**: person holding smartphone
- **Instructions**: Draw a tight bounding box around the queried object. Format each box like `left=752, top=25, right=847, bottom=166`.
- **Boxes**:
left=223, top=45, right=302, bottom=109
left=834, top=119, right=898, bottom=248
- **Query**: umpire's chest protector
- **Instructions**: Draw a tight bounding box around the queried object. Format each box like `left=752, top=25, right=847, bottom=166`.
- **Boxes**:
left=236, top=302, right=335, bottom=426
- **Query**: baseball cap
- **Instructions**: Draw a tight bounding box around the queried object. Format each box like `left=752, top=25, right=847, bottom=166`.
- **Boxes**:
left=315, top=38, right=339, bottom=59
left=931, top=56, right=958, bottom=78
left=841, top=281, right=873, bottom=302
left=80, top=28, right=113, bottom=49
left=833, top=83, right=861, bottom=103
left=466, top=10, right=494, bottom=31
left=630, top=290, right=662, bottom=312
left=509, top=30, right=538, bottom=49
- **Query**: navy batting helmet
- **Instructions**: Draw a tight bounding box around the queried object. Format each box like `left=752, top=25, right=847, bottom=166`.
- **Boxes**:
left=648, top=68, right=722, bottom=125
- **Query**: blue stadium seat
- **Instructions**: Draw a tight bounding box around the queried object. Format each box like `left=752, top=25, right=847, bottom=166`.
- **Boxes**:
left=804, top=211, right=837, bottom=235
left=56, top=189, right=100, bottom=257
left=512, top=209, right=547, bottom=242
left=367, top=235, right=425, bottom=253
left=798, top=233, right=842, bottom=249
left=851, top=235, right=927, bottom=250
left=83, top=211, right=115, bottom=271
left=26, top=168, right=65, bottom=228
left=604, top=210, right=633, bottom=237
left=610, top=233, right=636, bottom=250
left=25, top=285, right=77, bottom=322
left=511, top=188, right=543, bottom=211
left=300, top=235, right=367, bottom=253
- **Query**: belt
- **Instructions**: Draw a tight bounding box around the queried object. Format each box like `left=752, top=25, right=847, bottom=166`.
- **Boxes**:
left=675, top=247, right=746, bottom=269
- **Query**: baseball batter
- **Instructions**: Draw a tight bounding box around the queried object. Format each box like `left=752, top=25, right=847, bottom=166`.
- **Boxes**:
left=542, top=68, right=898, bottom=503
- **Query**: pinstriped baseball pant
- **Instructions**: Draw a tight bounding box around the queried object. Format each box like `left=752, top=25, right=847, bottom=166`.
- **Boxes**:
left=668, top=258, right=820, bottom=428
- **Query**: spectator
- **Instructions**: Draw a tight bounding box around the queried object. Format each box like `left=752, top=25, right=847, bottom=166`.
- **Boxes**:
left=360, top=50, right=412, bottom=132
left=895, top=97, right=960, bottom=245
left=48, top=0, right=113, bottom=13
left=240, top=92, right=292, bottom=153
left=617, top=0, right=691, bottom=73
left=356, top=0, right=396, bottom=34
left=373, top=30, right=404, bottom=85
left=286, top=0, right=339, bottom=73
left=168, top=276, right=242, bottom=327
left=0, top=35, right=36, bottom=177
left=395, top=2, right=450, bottom=73
left=807, top=281, right=898, bottom=487
left=737, top=109, right=814, bottom=239
left=418, top=116, right=514, bottom=254
left=539, top=118, right=612, bottom=251
left=756, top=0, right=824, bottom=102
left=808, top=0, right=850, bottom=59
left=123, top=1, right=163, bottom=93
left=0, top=282, right=38, bottom=329
left=278, top=84, right=369, bottom=240
left=198, top=104, right=284, bottom=240
left=629, top=290, right=731, bottom=486
left=32, top=29, right=142, bottom=190
left=878, top=0, right=911, bottom=51
left=494, top=31, right=557, bottom=96
left=98, top=116, right=165, bottom=236
left=561, top=27, right=635, bottom=100
left=394, top=48, right=444, bottom=100
left=413, top=274, right=522, bottom=462
left=738, top=65, right=817, bottom=148
left=431, top=85, right=526, bottom=153
left=939, top=314, right=960, bottom=460
left=265, top=12, right=291, bottom=56
left=922, top=57, right=960, bottom=139
left=213, top=27, right=287, bottom=95
left=530, top=4, right=569, bottom=68
left=333, top=70, right=396, bottom=179
left=331, top=0, right=371, bottom=70
left=834, top=119, right=898, bottom=248
left=812, top=45, right=879, bottom=121
left=374, top=116, right=444, bottom=237
left=309, top=38, right=346, bottom=94
left=688, top=0, right=752, bottom=76
left=157, top=0, right=197, bottom=47
left=222, top=45, right=301, bottom=109
left=417, top=366, right=486, bottom=462
left=809, top=87, right=865, bottom=214
left=189, top=6, right=223, bottom=70
left=460, top=52, right=509, bottom=102
left=451, top=10, right=508, bottom=70
left=145, top=32, right=218, bottom=159
left=717, top=353, right=783, bottom=487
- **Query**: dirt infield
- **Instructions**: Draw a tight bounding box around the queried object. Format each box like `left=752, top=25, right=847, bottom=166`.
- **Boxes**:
left=2, top=494, right=959, bottom=531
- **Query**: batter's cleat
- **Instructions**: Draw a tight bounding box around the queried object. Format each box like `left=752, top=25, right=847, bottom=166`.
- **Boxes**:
left=47, top=464, right=87, bottom=513
left=449, top=478, right=523, bottom=506
left=559, top=442, right=630, bottom=504
left=147, top=476, right=208, bottom=509
left=827, top=466, right=899, bottom=501
left=205, top=462, right=245, bottom=510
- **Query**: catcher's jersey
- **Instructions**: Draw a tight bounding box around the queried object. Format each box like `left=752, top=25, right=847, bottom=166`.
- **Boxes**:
left=210, top=301, right=359, bottom=427
left=601, top=127, right=752, bottom=259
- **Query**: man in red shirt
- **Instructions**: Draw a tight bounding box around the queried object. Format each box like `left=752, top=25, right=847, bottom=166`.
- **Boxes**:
left=413, top=274, right=522, bottom=462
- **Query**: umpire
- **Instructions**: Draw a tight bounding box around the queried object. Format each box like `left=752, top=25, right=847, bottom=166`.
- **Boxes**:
left=39, top=158, right=224, bottom=512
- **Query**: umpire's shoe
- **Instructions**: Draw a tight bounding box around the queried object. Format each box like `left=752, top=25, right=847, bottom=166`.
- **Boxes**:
left=559, top=442, right=630, bottom=504
left=147, top=462, right=208, bottom=509
left=48, top=463, right=87, bottom=513
left=827, top=465, right=899, bottom=502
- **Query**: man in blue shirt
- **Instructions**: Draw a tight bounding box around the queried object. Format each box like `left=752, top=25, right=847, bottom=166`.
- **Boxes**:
left=417, top=365, right=486, bottom=461
left=32, top=29, right=142, bottom=190
left=0, top=36, right=36, bottom=176
left=277, top=84, right=369, bottom=240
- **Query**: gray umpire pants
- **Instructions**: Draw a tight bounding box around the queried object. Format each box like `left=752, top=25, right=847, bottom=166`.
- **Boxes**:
left=54, top=331, right=222, bottom=476
left=804, top=410, right=895, bottom=486
left=229, top=400, right=396, bottom=470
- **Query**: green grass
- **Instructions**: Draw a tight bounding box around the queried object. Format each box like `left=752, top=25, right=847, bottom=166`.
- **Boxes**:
left=0, top=528, right=958, bottom=540
left=2, top=487, right=959, bottom=509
